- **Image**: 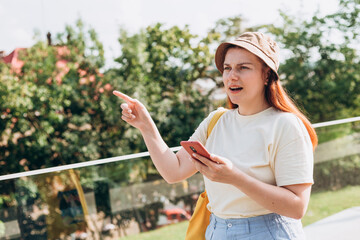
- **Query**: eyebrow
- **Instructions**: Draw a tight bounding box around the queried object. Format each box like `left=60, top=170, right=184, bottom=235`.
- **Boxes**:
left=223, top=62, right=254, bottom=66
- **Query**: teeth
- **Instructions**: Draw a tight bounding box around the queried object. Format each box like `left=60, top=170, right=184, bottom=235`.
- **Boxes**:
left=230, top=87, right=242, bottom=90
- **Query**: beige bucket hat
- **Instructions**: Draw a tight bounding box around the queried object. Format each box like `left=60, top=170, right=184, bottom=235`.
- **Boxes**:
left=215, top=32, right=280, bottom=80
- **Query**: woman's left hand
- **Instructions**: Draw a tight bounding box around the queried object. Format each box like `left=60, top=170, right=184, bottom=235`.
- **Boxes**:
left=191, top=153, right=239, bottom=184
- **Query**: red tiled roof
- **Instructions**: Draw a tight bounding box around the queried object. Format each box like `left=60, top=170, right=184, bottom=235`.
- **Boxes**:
left=1, top=48, right=26, bottom=74
left=1, top=46, right=111, bottom=91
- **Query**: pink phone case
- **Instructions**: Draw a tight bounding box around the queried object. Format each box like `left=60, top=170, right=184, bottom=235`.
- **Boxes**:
left=180, top=141, right=211, bottom=159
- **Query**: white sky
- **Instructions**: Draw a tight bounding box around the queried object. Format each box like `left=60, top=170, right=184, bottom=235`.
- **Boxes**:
left=0, top=0, right=339, bottom=68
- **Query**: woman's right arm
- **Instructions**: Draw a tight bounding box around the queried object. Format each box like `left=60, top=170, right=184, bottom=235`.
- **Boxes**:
left=113, top=90, right=198, bottom=183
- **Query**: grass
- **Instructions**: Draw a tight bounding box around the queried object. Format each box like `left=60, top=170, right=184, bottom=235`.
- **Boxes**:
left=120, top=185, right=360, bottom=240
left=121, top=221, right=188, bottom=240
left=302, top=185, right=360, bottom=226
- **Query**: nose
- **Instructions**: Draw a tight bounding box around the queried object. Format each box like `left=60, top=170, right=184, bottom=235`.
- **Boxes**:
left=226, top=68, right=239, bottom=81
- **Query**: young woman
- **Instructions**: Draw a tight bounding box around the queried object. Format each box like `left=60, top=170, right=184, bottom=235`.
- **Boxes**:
left=113, top=32, right=317, bottom=239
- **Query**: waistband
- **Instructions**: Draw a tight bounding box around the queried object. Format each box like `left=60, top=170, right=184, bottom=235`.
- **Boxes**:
left=211, top=212, right=280, bottom=224
left=209, top=212, right=304, bottom=237
left=209, top=212, right=281, bottom=234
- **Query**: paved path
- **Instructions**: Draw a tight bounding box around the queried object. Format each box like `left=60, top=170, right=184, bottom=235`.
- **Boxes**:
left=304, top=207, right=360, bottom=240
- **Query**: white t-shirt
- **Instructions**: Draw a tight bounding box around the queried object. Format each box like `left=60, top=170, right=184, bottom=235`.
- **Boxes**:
left=189, top=107, right=314, bottom=219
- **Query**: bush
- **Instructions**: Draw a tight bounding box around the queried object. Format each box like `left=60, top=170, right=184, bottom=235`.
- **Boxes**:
left=313, top=154, right=360, bottom=192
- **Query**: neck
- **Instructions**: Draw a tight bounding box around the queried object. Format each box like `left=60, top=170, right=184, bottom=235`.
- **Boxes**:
left=237, top=99, right=270, bottom=116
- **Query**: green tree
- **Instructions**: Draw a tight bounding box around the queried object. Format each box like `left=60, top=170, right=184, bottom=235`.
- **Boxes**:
left=265, top=0, right=360, bottom=122
left=111, top=23, right=218, bottom=151
left=0, top=20, right=133, bottom=178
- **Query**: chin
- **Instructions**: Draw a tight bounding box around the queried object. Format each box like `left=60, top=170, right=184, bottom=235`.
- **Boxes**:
left=228, top=97, right=242, bottom=106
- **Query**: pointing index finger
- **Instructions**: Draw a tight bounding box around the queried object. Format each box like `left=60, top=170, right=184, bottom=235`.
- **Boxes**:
left=113, top=90, right=134, bottom=103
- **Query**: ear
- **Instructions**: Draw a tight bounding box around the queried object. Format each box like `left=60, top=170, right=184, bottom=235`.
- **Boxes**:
left=263, top=67, right=271, bottom=85
left=266, top=71, right=271, bottom=85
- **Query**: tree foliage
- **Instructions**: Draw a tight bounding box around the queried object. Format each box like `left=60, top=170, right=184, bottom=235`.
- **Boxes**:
left=0, top=19, right=225, bottom=182
left=113, top=23, right=216, bottom=148
left=265, top=0, right=360, bottom=122
left=0, top=20, right=133, bottom=183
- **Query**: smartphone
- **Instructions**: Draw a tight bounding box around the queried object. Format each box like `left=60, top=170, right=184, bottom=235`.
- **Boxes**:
left=180, top=141, right=211, bottom=159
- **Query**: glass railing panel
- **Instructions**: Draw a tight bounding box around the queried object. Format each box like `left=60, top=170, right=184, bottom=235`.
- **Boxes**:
left=0, top=157, right=204, bottom=239
left=312, top=121, right=360, bottom=192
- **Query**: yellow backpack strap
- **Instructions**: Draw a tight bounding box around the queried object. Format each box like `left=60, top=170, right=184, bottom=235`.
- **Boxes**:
left=207, top=108, right=228, bottom=138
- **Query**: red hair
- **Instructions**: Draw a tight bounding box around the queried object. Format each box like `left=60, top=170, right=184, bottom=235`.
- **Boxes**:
left=226, top=69, right=318, bottom=151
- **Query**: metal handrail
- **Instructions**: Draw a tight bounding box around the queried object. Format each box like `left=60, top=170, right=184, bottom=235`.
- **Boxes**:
left=1, top=116, right=359, bottom=182
left=312, top=116, right=360, bottom=128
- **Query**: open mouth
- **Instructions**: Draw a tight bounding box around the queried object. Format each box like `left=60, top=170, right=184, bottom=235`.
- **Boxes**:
left=229, top=87, right=243, bottom=92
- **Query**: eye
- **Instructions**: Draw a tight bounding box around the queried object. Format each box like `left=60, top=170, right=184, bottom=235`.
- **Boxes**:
left=224, top=66, right=231, bottom=71
left=240, top=66, right=249, bottom=70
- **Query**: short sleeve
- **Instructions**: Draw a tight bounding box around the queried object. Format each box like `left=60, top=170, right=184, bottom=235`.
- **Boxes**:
left=188, top=110, right=218, bottom=146
left=274, top=115, right=314, bottom=186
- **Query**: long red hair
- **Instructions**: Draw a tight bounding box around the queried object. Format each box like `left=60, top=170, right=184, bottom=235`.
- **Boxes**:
left=227, top=68, right=318, bottom=150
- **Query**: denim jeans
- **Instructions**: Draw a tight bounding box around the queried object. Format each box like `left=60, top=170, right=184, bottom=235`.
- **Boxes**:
left=205, top=213, right=306, bottom=240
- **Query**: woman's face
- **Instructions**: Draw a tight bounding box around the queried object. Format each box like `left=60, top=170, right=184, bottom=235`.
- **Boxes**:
left=222, top=47, right=267, bottom=111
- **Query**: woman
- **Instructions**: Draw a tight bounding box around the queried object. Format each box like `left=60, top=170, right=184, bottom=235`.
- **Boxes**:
left=113, top=32, right=317, bottom=239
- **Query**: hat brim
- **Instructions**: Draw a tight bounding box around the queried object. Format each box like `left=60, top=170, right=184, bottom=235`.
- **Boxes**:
left=215, top=40, right=279, bottom=80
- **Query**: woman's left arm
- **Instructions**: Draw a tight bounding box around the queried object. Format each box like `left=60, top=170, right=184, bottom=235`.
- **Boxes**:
left=191, top=153, right=312, bottom=219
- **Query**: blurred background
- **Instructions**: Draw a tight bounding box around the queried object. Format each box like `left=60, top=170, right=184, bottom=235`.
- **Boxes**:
left=0, top=0, right=359, bottom=239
